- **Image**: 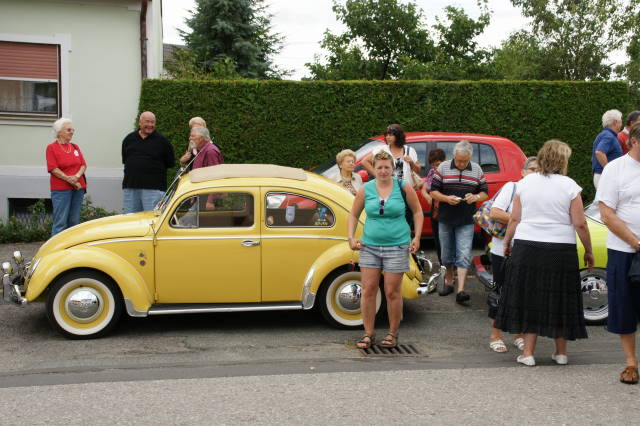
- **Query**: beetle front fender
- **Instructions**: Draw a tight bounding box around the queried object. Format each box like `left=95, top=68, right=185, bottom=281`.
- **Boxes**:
left=25, top=247, right=153, bottom=312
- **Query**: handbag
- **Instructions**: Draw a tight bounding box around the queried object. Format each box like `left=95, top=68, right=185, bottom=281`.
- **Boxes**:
left=399, top=179, right=414, bottom=231
left=473, top=182, right=516, bottom=238
left=629, top=252, right=640, bottom=285
left=402, top=146, right=423, bottom=190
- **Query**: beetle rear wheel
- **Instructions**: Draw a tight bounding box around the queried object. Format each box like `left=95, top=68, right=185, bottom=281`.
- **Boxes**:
left=317, top=269, right=384, bottom=329
left=46, top=270, right=123, bottom=339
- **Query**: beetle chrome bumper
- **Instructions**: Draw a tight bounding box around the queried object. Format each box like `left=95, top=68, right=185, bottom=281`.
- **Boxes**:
left=2, top=273, right=27, bottom=306
left=414, top=252, right=446, bottom=297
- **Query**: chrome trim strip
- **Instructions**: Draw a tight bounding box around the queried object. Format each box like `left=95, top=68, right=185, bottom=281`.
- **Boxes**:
left=124, top=298, right=149, bottom=317
left=301, top=267, right=316, bottom=310
left=88, top=238, right=153, bottom=246
left=155, top=236, right=347, bottom=241
left=147, top=303, right=302, bottom=315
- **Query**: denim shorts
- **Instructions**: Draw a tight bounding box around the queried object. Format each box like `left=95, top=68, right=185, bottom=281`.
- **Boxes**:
left=606, top=249, right=640, bottom=334
left=439, top=222, right=474, bottom=269
left=359, top=244, right=410, bottom=273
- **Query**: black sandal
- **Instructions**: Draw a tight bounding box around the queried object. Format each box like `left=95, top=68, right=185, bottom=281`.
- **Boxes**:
left=356, top=333, right=375, bottom=349
left=380, top=332, right=398, bottom=348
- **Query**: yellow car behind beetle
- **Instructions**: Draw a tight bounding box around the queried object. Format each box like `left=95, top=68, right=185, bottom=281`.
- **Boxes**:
left=2, top=164, right=442, bottom=339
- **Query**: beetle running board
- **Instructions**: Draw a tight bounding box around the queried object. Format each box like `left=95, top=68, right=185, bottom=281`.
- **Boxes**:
left=146, top=302, right=303, bottom=316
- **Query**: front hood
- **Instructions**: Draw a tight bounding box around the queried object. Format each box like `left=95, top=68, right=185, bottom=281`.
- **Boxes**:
left=36, top=211, right=156, bottom=258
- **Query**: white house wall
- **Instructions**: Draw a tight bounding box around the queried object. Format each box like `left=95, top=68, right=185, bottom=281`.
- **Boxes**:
left=0, top=0, right=163, bottom=219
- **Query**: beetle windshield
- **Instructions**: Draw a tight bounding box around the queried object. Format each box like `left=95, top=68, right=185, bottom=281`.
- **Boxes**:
left=584, top=203, right=602, bottom=224
left=154, top=168, right=186, bottom=215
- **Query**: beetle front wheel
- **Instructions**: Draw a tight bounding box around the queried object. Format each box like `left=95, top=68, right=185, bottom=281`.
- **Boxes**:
left=46, top=270, right=123, bottom=339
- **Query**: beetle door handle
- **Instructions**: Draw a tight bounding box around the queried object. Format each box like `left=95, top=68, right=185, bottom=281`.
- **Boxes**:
left=241, top=240, right=260, bottom=247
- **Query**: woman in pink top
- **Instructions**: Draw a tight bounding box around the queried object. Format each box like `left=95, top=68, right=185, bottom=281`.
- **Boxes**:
left=46, top=118, right=87, bottom=236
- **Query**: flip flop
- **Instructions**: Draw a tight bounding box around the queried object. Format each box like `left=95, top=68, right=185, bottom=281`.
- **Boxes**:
left=490, top=339, right=508, bottom=353
left=513, top=337, right=525, bottom=351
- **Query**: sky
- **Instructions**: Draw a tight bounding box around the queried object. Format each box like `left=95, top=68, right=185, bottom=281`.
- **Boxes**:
left=162, top=0, right=529, bottom=80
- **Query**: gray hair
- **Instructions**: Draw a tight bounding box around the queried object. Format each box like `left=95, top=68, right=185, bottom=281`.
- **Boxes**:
left=52, top=117, right=72, bottom=136
left=522, top=156, right=537, bottom=170
left=602, top=109, right=622, bottom=128
left=191, top=126, right=211, bottom=141
left=189, top=116, right=206, bottom=128
left=453, top=140, right=473, bottom=157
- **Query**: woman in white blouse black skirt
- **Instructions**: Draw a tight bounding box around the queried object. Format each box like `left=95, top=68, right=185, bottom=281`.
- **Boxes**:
left=495, top=140, right=594, bottom=367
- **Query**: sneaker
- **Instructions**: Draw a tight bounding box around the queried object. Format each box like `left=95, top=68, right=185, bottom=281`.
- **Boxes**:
left=438, top=285, right=454, bottom=296
left=456, top=291, right=470, bottom=304
left=551, top=353, right=568, bottom=365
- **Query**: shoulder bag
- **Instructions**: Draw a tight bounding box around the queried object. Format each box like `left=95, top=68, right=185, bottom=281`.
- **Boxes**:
left=473, top=182, right=516, bottom=238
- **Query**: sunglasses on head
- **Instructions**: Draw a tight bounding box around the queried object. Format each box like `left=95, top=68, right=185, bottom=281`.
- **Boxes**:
left=379, top=199, right=385, bottom=215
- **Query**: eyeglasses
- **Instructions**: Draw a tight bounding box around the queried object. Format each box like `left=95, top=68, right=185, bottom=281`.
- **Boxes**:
left=379, top=199, right=385, bottom=215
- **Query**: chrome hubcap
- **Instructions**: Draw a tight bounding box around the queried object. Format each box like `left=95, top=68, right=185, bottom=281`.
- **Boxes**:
left=65, top=287, right=103, bottom=322
left=581, top=274, right=608, bottom=318
left=335, top=280, right=362, bottom=313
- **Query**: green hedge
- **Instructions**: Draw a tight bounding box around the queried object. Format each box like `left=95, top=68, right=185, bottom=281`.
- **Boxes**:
left=140, top=79, right=633, bottom=201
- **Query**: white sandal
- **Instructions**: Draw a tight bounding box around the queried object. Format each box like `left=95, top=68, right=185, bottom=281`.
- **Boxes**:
left=513, top=337, right=525, bottom=351
left=489, top=339, right=508, bottom=353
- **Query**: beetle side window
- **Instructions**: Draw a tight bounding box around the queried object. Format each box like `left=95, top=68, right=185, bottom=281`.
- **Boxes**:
left=265, top=193, right=335, bottom=227
left=170, top=192, right=254, bottom=228
left=478, top=143, right=500, bottom=173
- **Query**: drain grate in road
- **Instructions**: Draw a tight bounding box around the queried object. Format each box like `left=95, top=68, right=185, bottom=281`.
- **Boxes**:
left=359, top=343, right=424, bottom=357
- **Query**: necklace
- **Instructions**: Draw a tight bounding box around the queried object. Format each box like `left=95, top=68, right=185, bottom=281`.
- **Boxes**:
left=58, top=141, right=72, bottom=154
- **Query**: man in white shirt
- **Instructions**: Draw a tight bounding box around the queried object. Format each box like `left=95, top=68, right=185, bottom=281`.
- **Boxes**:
left=596, top=122, right=640, bottom=385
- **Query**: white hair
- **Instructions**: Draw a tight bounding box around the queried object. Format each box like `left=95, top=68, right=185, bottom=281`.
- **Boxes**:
left=52, top=118, right=72, bottom=135
left=191, top=126, right=211, bottom=141
left=602, top=109, right=622, bottom=128
left=189, top=116, right=206, bottom=128
left=453, top=140, right=473, bottom=157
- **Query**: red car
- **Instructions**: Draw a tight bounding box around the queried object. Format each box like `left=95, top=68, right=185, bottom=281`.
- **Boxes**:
left=314, top=132, right=527, bottom=237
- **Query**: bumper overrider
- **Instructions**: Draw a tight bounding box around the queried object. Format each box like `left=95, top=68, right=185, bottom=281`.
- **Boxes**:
left=2, top=251, right=33, bottom=306
left=413, top=251, right=446, bottom=297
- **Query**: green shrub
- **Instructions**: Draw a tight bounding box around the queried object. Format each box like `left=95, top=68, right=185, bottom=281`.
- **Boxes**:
left=0, top=197, right=117, bottom=243
left=141, top=79, right=632, bottom=201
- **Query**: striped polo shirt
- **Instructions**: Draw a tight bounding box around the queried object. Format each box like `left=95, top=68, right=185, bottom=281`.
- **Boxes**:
left=430, top=159, right=488, bottom=226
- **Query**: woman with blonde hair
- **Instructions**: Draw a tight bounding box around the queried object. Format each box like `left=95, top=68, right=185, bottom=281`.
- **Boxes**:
left=333, top=149, right=363, bottom=195
left=348, top=150, right=423, bottom=349
left=496, top=140, right=594, bottom=366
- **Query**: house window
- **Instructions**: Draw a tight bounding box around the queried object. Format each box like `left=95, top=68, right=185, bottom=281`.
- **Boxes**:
left=0, top=41, right=60, bottom=120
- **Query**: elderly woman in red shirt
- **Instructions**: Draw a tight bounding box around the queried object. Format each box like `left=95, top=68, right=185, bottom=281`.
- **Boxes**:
left=46, top=118, right=87, bottom=236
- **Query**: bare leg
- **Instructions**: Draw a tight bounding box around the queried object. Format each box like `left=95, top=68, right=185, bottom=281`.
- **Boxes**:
left=620, top=333, right=638, bottom=368
left=457, top=267, right=468, bottom=292
left=445, top=265, right=455, bottom=287
left=554, top=337, right=567, bottom=355
left=357, top=267, right=380, bottom=348
left=383, top=272, right=404, bottom=335
left=489, top=319, right=503, bottom=342
left=522, top=333, right=538, bottom=358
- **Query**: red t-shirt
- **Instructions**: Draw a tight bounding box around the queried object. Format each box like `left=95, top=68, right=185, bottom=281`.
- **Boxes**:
left=46, top=141, right=88, bottom=190
left=618, top=130, right=630, bottom=155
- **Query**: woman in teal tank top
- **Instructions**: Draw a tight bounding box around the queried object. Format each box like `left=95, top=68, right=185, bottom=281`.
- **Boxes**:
left=347, top=150, right=423, bottom=349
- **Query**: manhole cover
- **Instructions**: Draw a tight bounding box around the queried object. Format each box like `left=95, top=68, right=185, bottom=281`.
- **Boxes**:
left=359, top=343, right=424, bottom=357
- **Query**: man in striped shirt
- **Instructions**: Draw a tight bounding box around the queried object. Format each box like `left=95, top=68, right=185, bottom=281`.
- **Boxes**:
left=430, top=141, right=488, bottom=305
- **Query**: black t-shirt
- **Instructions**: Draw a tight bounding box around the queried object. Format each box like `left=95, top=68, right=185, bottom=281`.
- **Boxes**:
left=121, top=130, right=175, bottom=190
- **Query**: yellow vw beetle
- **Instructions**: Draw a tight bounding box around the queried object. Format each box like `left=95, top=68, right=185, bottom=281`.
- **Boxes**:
left=2, top=165, right=442, bottom=339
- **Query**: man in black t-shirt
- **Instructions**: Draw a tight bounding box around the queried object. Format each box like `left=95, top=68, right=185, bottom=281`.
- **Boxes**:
left=121, top=111, right=175, bottom=213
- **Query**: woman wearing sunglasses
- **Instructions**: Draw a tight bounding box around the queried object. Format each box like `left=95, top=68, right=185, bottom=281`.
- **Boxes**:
left=348, top=150, right=423, bottom=349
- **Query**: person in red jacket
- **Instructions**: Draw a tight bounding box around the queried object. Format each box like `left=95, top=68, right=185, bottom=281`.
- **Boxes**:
left=618, top=111, right=640, bottom=155
left=46, top=118, right=87, bottom=236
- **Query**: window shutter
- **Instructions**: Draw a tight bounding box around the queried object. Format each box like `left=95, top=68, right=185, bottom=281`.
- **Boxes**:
left=0, top=41, right=59, bottom=80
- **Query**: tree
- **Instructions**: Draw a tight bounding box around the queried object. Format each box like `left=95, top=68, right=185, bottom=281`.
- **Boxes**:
left=494, top=0, right=640, bottom=81
left=180, top=0, right=287, bottom=79
left=398, top=4, right=497, bottom=80
left=306, top=0, right=435, bottom=80
left=164, top=47, right=242, bottom=80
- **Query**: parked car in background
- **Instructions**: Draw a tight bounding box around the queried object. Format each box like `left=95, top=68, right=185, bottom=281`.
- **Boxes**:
left=472, top=203, right=609, bottom=324
left=313, top=132, right=527, bottom=237
left=2, top=164, right=443, bottom=339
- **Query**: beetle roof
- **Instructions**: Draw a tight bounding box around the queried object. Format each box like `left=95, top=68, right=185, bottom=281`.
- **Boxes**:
left=189, top=164, right=308, bottom=183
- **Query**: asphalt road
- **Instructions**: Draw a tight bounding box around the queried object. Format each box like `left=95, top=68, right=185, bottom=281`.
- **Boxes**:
left=0, top=242, right=633, bottom=424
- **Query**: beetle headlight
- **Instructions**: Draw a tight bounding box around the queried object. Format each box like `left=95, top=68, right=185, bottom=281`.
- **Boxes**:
left=2, top=261, right=13, bottom=275
left=13, top=250, right=23, bottom=265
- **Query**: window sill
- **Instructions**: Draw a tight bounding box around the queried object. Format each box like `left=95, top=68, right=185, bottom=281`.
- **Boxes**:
left=0, top=118, right=56, bottom=127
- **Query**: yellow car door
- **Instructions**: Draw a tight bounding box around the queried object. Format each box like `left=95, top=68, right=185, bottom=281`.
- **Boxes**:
left=154, top=188, right=261, bottom=303
left=260, top=188, right=345, bottom=302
